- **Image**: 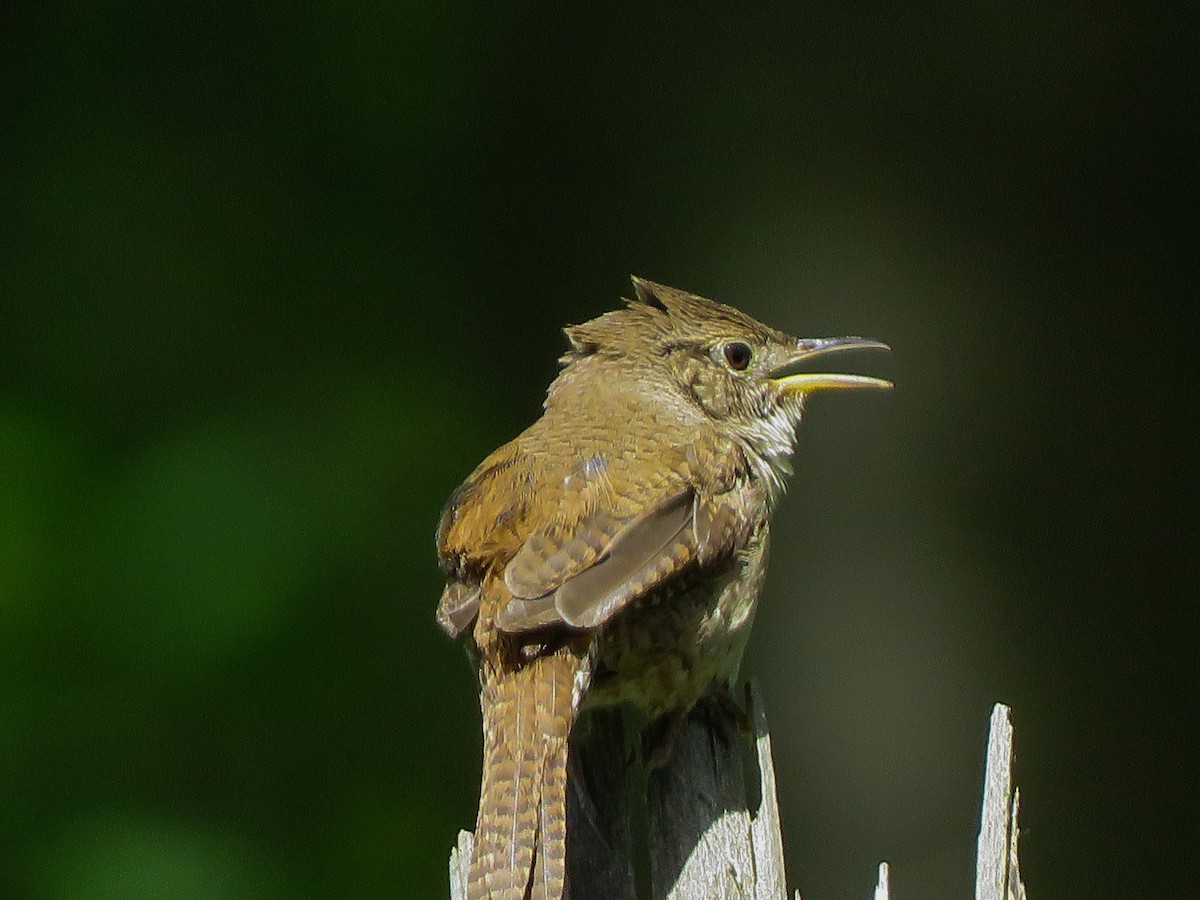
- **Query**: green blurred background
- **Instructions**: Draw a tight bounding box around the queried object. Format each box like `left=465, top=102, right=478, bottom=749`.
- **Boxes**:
left=1, top=3, right=1192, bottom=898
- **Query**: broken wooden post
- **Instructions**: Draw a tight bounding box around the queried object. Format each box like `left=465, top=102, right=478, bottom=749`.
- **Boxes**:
left=450, top=699, right=1028, bottom=899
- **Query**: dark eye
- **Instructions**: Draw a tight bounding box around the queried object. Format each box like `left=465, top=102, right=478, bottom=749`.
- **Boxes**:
left=723, top=341, right=754, bottom=371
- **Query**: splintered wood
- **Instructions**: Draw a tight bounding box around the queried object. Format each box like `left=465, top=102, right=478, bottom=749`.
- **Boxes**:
left=975, top=703, right=1028, bottom=900
left=449, top=700, right=1028, bottom=899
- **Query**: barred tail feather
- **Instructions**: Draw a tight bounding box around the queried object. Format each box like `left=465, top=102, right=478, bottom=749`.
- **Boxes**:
left=469, top=652, right=579, bottom=900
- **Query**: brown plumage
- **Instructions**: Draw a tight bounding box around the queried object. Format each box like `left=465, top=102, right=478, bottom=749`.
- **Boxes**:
left=436, top=277, right=890, bottom=899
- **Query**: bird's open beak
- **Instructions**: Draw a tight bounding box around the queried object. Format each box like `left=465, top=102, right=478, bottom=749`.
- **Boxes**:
left=771, top=337, right=893, bottom=396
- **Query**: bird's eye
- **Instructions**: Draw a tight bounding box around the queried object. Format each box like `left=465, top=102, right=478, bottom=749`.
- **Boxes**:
left=722, top=341, right=754, bottom=371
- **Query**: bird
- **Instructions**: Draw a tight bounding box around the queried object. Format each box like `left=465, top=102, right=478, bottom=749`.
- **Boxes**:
left=436, top=276, right=891, bottom=899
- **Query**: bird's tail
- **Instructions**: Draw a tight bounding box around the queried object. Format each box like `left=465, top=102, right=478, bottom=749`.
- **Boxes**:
left=468, top=649, right=581, bottom=900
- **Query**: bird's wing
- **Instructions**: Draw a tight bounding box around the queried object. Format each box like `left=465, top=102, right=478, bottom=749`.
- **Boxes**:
left=435, top=439, right=531, bottom=637
left=435, top=581, right=482, bottom=638
left=496, top=443, right=754, bottom=632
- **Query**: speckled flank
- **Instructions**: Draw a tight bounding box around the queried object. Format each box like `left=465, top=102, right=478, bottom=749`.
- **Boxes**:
left=587, top=537, right=768, bottom=718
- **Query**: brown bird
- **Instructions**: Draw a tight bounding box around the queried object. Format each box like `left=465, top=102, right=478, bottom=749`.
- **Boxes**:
left=436, top=277, right=891, bottom=900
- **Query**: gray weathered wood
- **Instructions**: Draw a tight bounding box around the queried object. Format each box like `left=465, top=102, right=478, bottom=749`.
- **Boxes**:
left=448, top=683, right=790, bottom=899
left=448, top=829, right=472, bottom=900
left=873, top=861, right=889, bottom=900
left=567, top=707, right=638, bottom=898
left=974, top=703, right=1028, bottom=900
left=449, top=699, right=1029, bottom=899
left=646, top=683, right=788, bottom=899
left=1005, top=789, right=1028, bottom=900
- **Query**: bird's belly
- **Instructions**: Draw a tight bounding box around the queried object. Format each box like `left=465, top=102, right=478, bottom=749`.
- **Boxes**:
left=583, top=557, right=761, bottom=719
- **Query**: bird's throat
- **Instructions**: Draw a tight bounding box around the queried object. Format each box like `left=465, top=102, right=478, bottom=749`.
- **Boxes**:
left=740, top=406, right=801, bottom=502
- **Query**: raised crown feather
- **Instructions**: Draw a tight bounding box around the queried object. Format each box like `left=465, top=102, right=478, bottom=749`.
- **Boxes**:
left=561, top=276, right=784, bottom=364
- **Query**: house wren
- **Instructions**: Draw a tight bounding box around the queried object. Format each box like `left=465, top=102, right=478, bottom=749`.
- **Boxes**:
left=436, top=277, right=891, bottom=899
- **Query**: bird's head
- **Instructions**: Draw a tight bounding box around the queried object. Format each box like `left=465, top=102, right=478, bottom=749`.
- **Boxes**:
left=552, top=277, right=890, bottom=471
